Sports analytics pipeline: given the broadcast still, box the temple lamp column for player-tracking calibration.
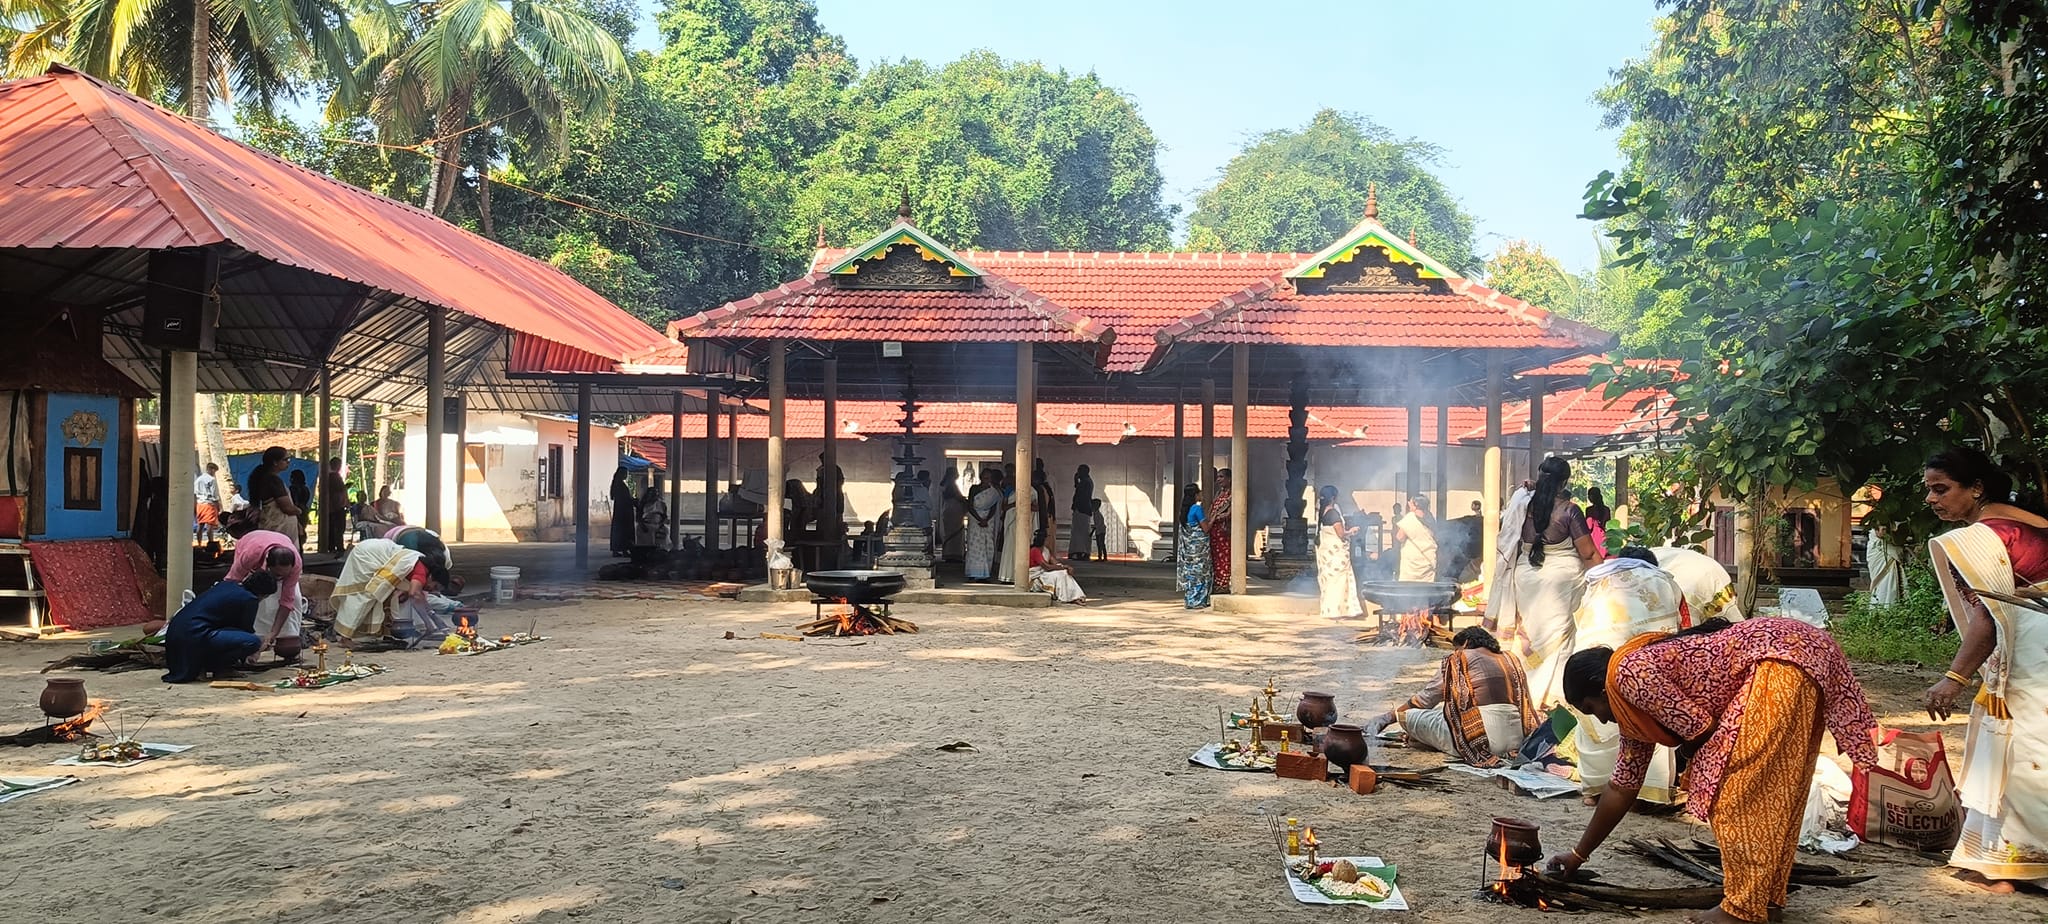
[766,341,786,549]
[1201,378,1216,500]
[163,351,197,616]
[574,383,591,571]
[704,393,719,550]
[424,306,445,533]
[1482,356,1504,607]
[1012,344,1037,591]
[1229,344,1249,595]
[669,390,683,550]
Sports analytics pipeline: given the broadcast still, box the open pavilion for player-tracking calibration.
[672,191,1614,598]
[0,67,688,612]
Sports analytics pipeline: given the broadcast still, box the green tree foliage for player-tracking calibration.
[1586,0,2048,551]
[793,51,1175,253]
[1479,240,1584,315]
[1185,109,1478,268]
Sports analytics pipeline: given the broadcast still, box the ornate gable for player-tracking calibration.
[1285,187,1461,296]
[825,224,981,291]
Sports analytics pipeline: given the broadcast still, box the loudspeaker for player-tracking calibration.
[142,248,219,352]
[440,396,463,434]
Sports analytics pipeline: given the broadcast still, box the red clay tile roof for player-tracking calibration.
[1447,384,1675,444]
[0,67,666,373]
[667,270,1115,365]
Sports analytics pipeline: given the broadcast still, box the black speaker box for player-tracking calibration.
[143,248,219,351]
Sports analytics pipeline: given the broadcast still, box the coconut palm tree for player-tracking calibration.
[334,0,627,217]
[5,0,360,121]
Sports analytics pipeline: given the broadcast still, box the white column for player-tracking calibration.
[1482,356,1504,600]
[1230,344,1249,595]
[1435,398,1450,518]
[163,351,197,616]
[1013,343,1036,590]
[669,390,684,550]
[424,306,446,533]
[1405,397,1422,503]
[574,383,591,570]
[766,341,786,547]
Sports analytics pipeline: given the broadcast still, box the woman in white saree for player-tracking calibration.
[1315,485,1362,619]
[1922,447,2048,889]
[333,538,427,641]
[1487,457,1601,708]
[1567,547,1687,803]
[963,470,1000,581]
[1395,494,1438,582]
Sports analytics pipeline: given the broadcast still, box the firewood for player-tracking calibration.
[1523,871,1724,910]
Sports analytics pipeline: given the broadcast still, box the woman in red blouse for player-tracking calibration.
[1545,618,1878,924]
[1923,446,2048,889]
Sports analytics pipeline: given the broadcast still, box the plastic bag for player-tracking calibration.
[1848,728,1962,852]
[765,539,793,571]
[1799,755,1859,854]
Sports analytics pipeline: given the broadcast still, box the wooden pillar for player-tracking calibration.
[822,358,839,565]
[766,341,786,548]
[1405,397,1422,506]
[424,306,446,533]
[1200,378,1216,500]
[574,383,591,571]
[1614,455,1632,528]
[1230,344,1249,595]
[669,390,684,550]
[1528,385,1546,472]
[1013,344,1036,590]
[316,367,332,553]
[1172,389,1185,564]
[163,351,197,616]
[1482,356,1504,592]
[1435,398,1450,518]
[704,394,719,550]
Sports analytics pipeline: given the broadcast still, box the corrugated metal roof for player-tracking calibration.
[0,67,679,414]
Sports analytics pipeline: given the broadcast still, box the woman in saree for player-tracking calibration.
[997,470,1019,585]
[1652,546,1742,623]
[1178,483,1212,608]
[333,538,429,641]
[608,468,636,557]
[1488,457,1600,705]
[1547,618,1879,924]
[1315,485,1362,619]
[637,484,669,549]
[1922,446,2048,889]
[964,470,1001,581]
[1568,546,1688,804]
[1205,470,1233,590]
[223,530,303,657]
[1394,494,1438,582]
[940,467,967,562]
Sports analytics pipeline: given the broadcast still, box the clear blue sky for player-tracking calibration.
[633,2,1664,272]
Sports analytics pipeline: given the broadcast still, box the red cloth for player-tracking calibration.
[25,539,157,630]
[1983,517,2048,584]
[1609,618,1879,819]
[1206,491,1233,588]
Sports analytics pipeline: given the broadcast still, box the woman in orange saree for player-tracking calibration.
[1545,618,1878,924]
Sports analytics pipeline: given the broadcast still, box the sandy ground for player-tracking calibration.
[1,589,2043,924]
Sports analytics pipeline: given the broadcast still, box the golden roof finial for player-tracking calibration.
[1365,182,1378,220]
[816,221,828,249]
[1408,227,1418,247]
[898,188,913,223]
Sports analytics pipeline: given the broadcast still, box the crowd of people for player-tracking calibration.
[190,447,400,555]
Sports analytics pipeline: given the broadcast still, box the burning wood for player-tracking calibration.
[796,599,918,637]
[1356,607,1453,648]
[0,701,106,746]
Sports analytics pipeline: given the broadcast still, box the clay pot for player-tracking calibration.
[1488,817,1544,867]
[273,635,304,661]
[1295,691,1338,729]
[1321,723,1368,771]
[40,678,88,719]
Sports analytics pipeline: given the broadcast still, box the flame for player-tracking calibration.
[49,702,106,742]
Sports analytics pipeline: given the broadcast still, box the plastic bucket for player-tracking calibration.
[488,566,520,603]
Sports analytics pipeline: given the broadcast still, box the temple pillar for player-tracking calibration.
[1482,356,1504,598]
[1230,344,1249,595]
[822,357,840,567]
[574,383,591,571]
[1172,389,1185,564]
[1012,344,1036,591]
[1436,397,1450,519]
[669,390,683,550]
[1405,396,1422,508]
[1270,377,1312,579]
[1528,385,1546,471]
[1201,378,1216,500]
[316,367,332,553]
[424,306,445,533]
[163,351,197,616]
[766,341,786,548]
[704,394,719,550]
